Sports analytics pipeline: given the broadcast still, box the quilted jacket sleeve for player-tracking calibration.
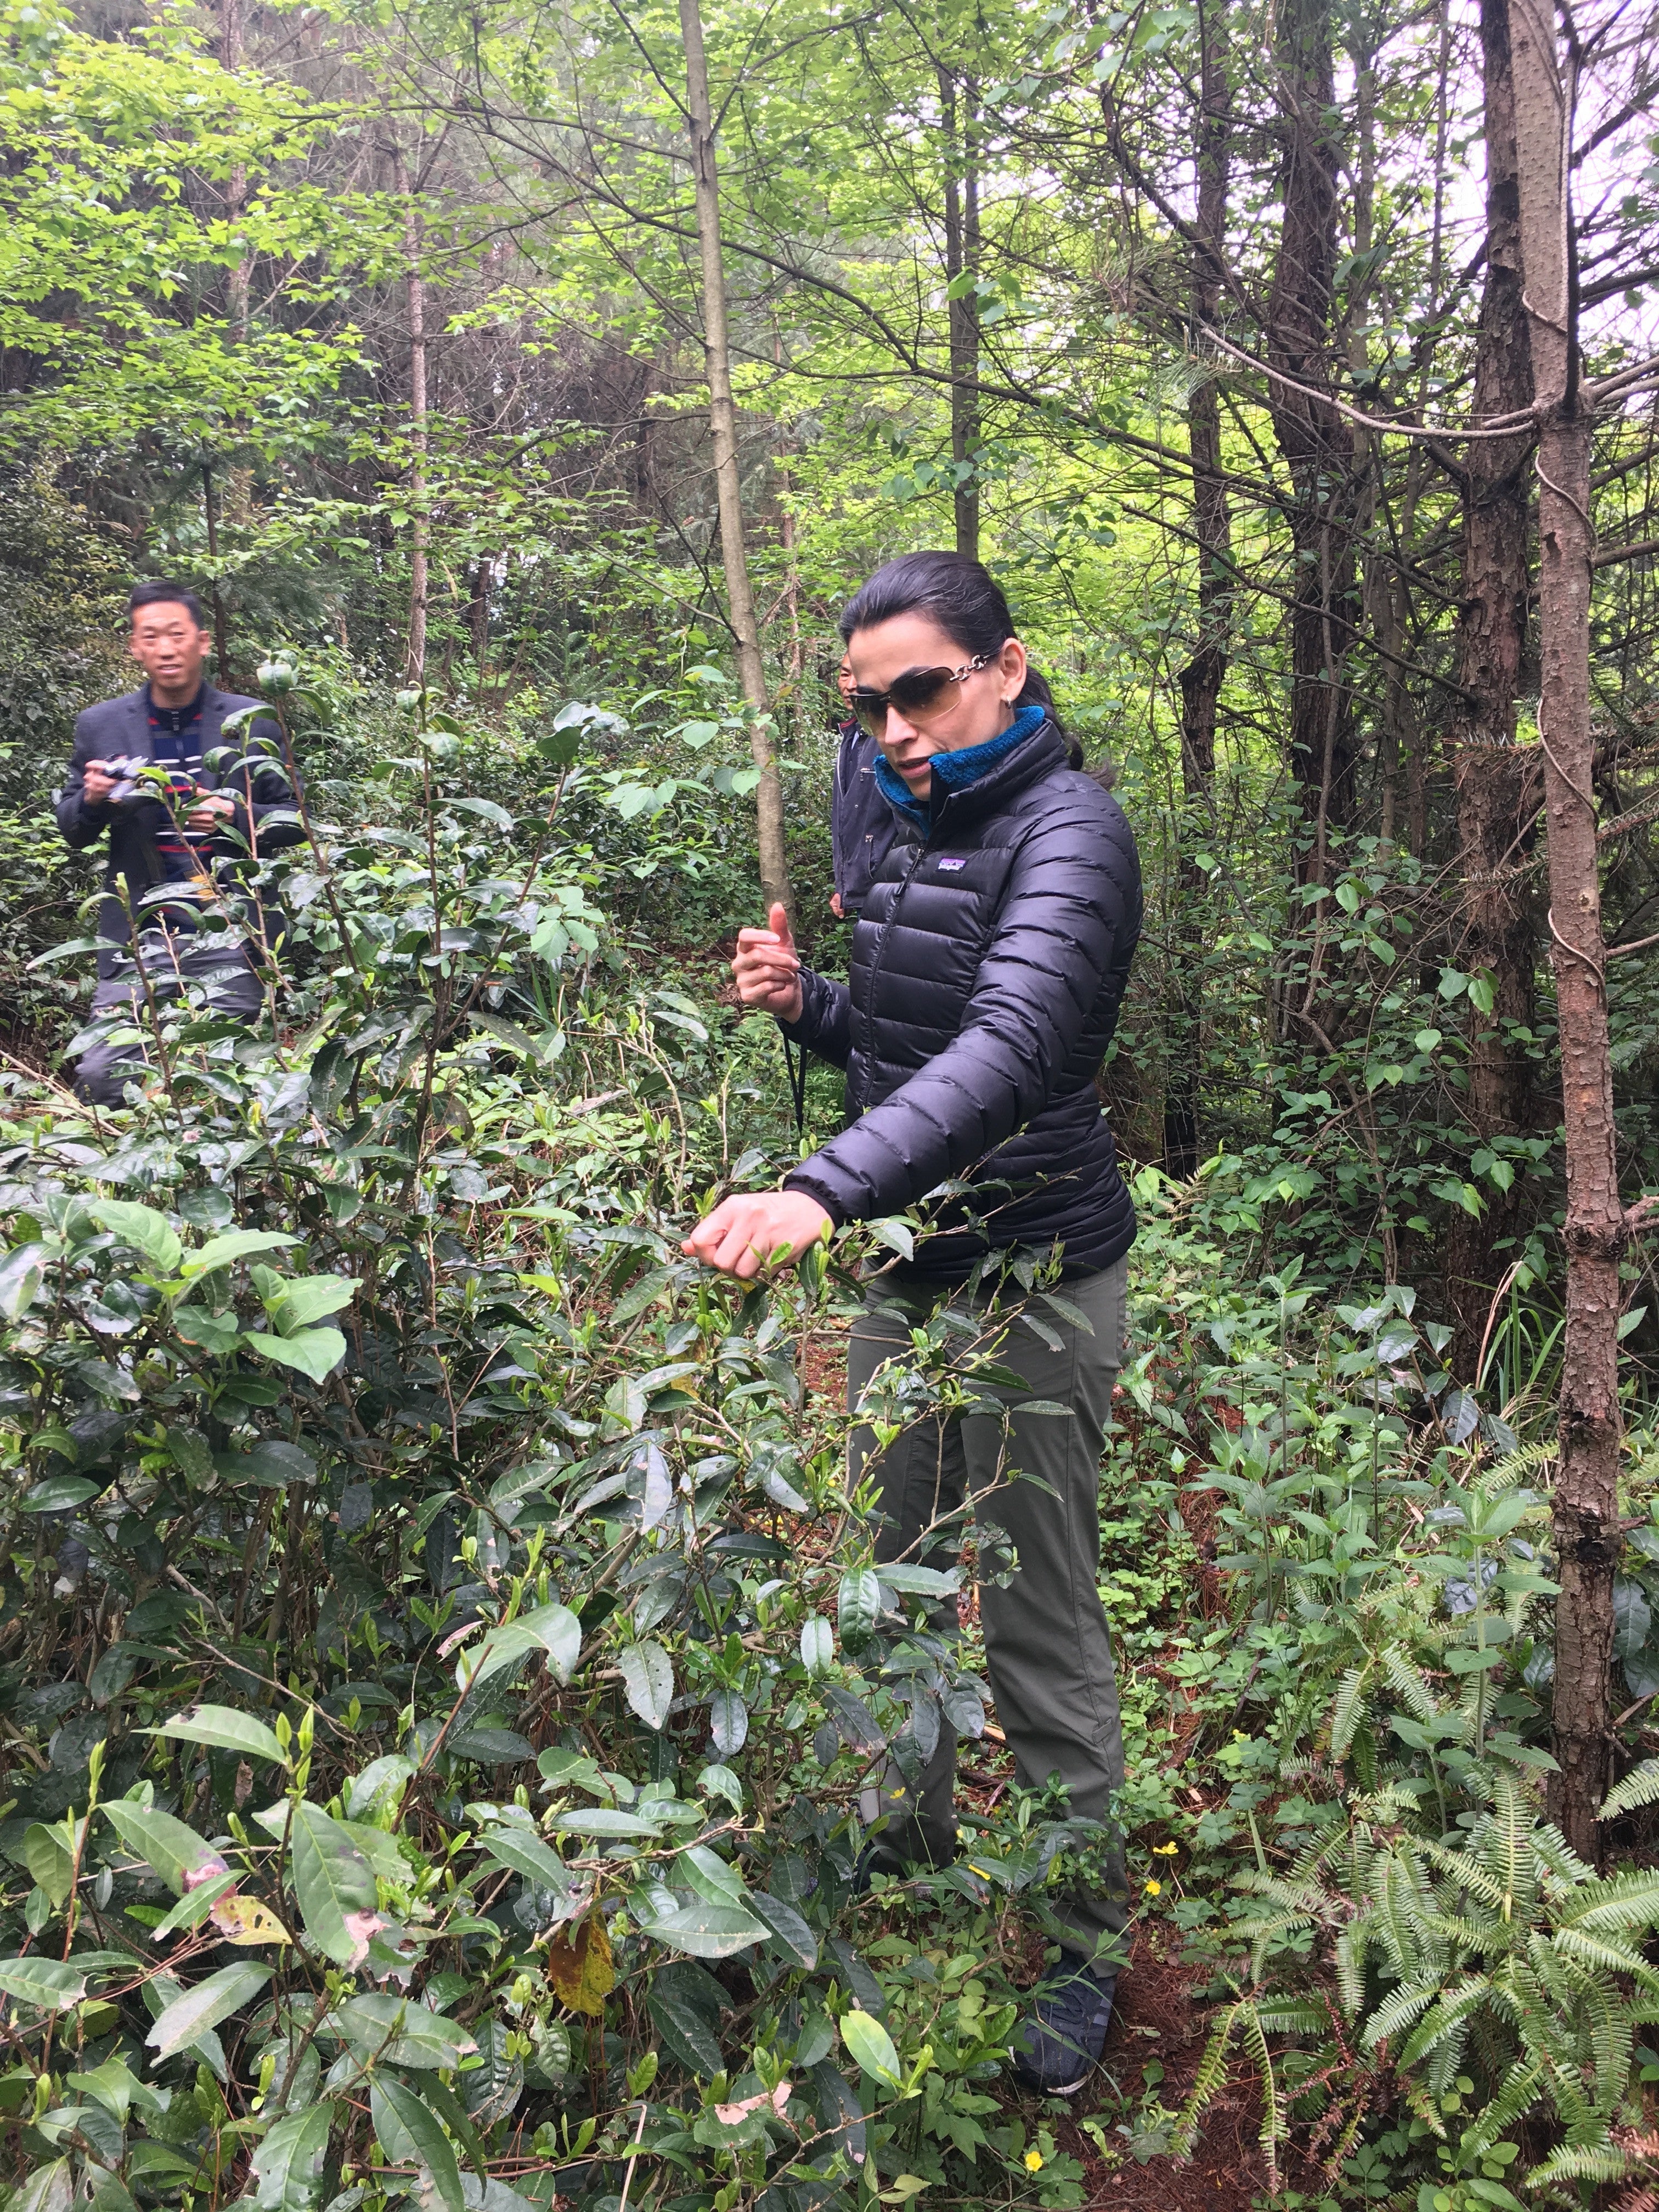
[780,965,853,1071]
[784,790,1138,1227]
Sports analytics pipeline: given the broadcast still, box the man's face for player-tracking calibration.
[129,602,210,697]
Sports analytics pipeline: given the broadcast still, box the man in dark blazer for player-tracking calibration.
[57,581,305,1104]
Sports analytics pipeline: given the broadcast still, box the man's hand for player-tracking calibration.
[81,761,117,805]
[682,1190,831,1280]
[733,901,803,1023]
[185,792,236,834]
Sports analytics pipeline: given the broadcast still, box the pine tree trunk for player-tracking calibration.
[1510,0,1621,1863]
[1166,5,1230,1178]
[679,0,792,919]
[938,67,981,563]
[1266,0,1359,894]
[221,0,248,342]
[1447,0,1542,1374]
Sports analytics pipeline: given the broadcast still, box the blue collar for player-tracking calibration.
[874,703,1046,831]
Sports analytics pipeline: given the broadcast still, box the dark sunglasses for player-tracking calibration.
[849,651,993,736]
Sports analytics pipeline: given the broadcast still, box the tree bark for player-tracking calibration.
[1511,0,1621,1864]
[938,67,981,563]
[221,0,249,342]
[679,0,792,919]
[1166,5,1231,1178]
[1265,0,1359,890]
[201,463,233,687]
[1447,0,1543,1373]
[394,149,429,686]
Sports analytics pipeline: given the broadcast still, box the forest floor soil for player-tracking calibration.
[1062,1928,1272,2208]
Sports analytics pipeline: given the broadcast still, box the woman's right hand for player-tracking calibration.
[732,901,804,1024]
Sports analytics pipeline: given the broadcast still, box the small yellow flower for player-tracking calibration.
[1024,2149,1043,2171]
[1153,1841,1179,1857]
[1144,1878,1162,1896]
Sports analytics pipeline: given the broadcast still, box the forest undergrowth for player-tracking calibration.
[6,670,1659,2212]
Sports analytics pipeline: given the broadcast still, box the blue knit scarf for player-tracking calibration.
[874,703,1046,833]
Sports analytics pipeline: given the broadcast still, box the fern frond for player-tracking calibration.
[1602,1758,1659,1822]
[1419,1837,1510,1909]
[1171,2000,1242,2163]
[1334,1922,1367,2021]
[1551,1925,1659,1987]
[1395,2072,1448,2139]
[1480,1436,1558,1492]
[1532,1818,1595,1887]
[1417,1909,1511,1953]
[1360,1975,1445,2051]
[1381,1643,1442,1724]
[1396,1976,1492,2069]
[1484,1771,1537,1906]
[1238,1995,1287,2192]
[1527,2137,1634,2188]
[1330,1664,1370,1761]
[1252,2000,1329,2034]
[1566,1870,1659,1932]
[1457,2056,1544,2155]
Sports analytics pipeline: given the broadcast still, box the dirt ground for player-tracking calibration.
[1060,1931,1274,2209]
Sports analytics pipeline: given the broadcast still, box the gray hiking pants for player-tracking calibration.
[847,1256,1131,1960]
[76,945,263,1106]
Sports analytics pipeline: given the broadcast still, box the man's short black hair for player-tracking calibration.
[127,580,207,628]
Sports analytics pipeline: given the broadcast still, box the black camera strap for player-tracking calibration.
[782,1029,808,1138]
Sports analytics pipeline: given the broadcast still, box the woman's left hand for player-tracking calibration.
[682,1190,832,1279]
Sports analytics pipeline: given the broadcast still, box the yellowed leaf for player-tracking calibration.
[548,1910,614,2016]
[210,1893,292,1945]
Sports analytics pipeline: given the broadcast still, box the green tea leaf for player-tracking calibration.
[332,1994,477,2069]
[183,1231,297,1277]
[146,1962,272,2058]
[619,1639,674,1731]
[799,1616,833,1677]
[147,1705,288,1767]
[634,1898,768,1958]
[89,1203,182,1277]
[838,1567,881,1648]
[839,2008,901,2090]
[470,1600,582,1689]
[0,1241,48,1322]
[371,2075,464,2212]
[252,2101,336,2212]
[0,1958,87,2012]
[242,1327,347,1384]
[290,1801,381,1965]
[103,1802,228,1895]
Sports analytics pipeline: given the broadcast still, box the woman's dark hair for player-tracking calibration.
[839,550,1087,768]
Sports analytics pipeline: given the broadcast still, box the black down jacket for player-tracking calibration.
[781,716,1141,1280]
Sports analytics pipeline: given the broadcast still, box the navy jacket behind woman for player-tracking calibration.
[831,721,899,915]
[782,713,1141,1282]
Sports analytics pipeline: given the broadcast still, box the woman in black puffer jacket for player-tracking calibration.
[684,552,1142,2096]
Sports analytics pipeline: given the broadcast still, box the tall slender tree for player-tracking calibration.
[679,0,792,920]
[938,64,982,564]
[1165,4,1232,1178]
[1265,0,1360,893]
[1446,0,1542,1371]
[1511,0,1622,1859]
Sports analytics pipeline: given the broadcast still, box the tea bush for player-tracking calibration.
[4,661,1659,2212]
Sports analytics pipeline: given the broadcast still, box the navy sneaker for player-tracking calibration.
[1009,1951,1117,2095]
